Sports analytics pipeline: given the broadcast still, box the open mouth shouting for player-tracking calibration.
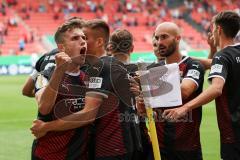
[80,47,87,56]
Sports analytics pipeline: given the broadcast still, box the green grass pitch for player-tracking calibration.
[0,75,220,160]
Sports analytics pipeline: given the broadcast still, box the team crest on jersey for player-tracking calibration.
[210,64,223,74]
[88,77,103,88]
[35,74,48,90]
[187,69,200,79]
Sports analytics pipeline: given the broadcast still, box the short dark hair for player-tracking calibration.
[66,16,84,22]
[54,19,85,44]
[108,29,133,54]
[84,19,110,47]
[213,11,240,38]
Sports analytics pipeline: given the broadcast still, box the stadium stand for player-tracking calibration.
[0,0,239,55]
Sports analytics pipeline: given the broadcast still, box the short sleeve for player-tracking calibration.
[85,60,111,99]
[183,60,205,89]
[208,52,228,83]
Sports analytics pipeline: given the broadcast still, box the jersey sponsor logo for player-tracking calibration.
[65,97,85,112]
[210,64,223,74]
[187,69,200,79]
[236,57,240,63]
[35,74,48,90]
[88,77,103,88]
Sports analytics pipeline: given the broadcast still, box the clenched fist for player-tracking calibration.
[55,52,72,71]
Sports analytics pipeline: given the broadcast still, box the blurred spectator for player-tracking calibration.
[171,9,181,19]
[20,31,28,43]
[6,0,17,6]
[48,0,54,7]
[67,2,75,12]
[8,17,18,26]
[0,22,5,44]
[76,2,84,12]
[53,4,60,20]
[0,21,8,45]
[18,38,25,51]
[126,16,138,26]
[159,8,166,18]
[21,4,27,13]
[1,1,6,16]
[101,13,108,23]
[29,30,35,43]
[38,3,46,13]
[4,23,8,36]
[0,32,4,45]
[184,0,194,11]
[87,0,97,12]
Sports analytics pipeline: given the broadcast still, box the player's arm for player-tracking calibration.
[163,54,228,120]
[162,77,224,120]
[35,52,70,115]
[181,79,197,100]
[181,77,223,111]
[181,61,205,100]
[192,58,212,70]
[33,94,103,130]
[22,70,39,97]
[31,93,106,138]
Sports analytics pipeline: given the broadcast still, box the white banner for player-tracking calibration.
[138,63,182,108]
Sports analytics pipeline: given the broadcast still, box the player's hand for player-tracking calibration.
[55,52,72,72]
[207,32,217,59]
[30,119,47,139]
[133,74,140,84]
[136,95,146,116]
[32,131,46,139]
[207,32,217,49]
[129,75,141,96]
[162,106,188,121]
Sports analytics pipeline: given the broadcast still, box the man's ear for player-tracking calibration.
[96,37,104,48]
[176,35,181,41]
[129,45,134,53]
[57,43,65,52]
[217,25,222,36]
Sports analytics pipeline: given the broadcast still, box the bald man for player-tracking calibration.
[137,22,205,160]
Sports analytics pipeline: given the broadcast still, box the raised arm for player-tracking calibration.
[162,77,224,120]
[35,52,71,115]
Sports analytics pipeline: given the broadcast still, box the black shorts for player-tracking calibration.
[221,143,240,160]
[159,148,203,160]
